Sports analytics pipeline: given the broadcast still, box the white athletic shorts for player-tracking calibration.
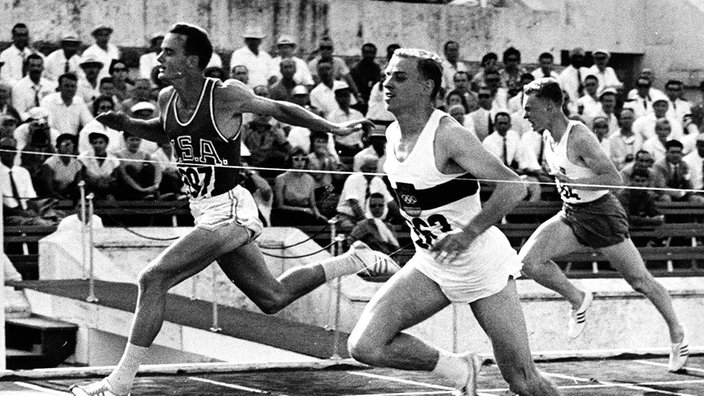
[408,226,522,303]
[189,185,263,241]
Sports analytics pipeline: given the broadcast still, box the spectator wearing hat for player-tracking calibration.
[664,79,692,123]
[326,80,365,157]
[229,26,274,89]
[269,58,298,102]
[44,36,82,82]
[38,133,82,200]
[270,35,314,87]
[1,136,56,226]
[114,131,160,200]
[634,97,683,142]
[586,49,623,92]
[683,134,704,193]
[78,131,119,201]
[558,47,589,110]
[82,25,121,80]
[308,37,362,103]
[353,124,386,173]
[121,78,158,116]
[139,33,164,79]
[583,86,619,134]
[125,100,159,153]
[11,53,56,120]
[0,23,43,84]
[78,95,124,155]
[350,43,381,114]
[40,73,93,136]
[0,82,21,123]
[77,54,104,105]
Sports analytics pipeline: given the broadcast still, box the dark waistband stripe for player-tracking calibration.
[393,173,479,212]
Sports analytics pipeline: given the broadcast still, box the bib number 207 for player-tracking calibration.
[179,166,213,198]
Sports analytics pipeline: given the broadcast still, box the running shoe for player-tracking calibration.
[70,379,129,396]
[454,352,483,396]
[567,290,593,339]
[669,332,689,372]
[349,241,401,276]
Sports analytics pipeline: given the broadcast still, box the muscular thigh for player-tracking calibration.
[470,278,535,377]
[215,241,285,301]
[351,265,451,343]
[518,213,589,263]
[145,222,252,289]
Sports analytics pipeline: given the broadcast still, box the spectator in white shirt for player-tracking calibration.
[664,79,692,123]
[587,49,623,91]
[309,59,341,118]
[642,118,675,163]
[530,52,559,80]
[308,37,362,103]
[11,54,56,120]
[39,73,93,136]
[44,36,82,82]
[78,95,124,155]
[684,135,704,192]
[606,108,642,170]
[77,55,104,105]
[440,40,469,92]
[336,157,396,233]
[139,33,164,79]
[82,25,121,80]
[12,107,59,157]
[269,35,314,88]
[79,131,120,201]
[483,66,509,110]
[576,74,601,117]
[557,47,588,111]
[583,86,619,134]
[624,76,660,119]
[0,23,41,84]
[229,26,273,89]
[326,80,365,157]
[634,98,683,142]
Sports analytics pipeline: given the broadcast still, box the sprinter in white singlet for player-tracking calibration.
[347,49,559,396]
[520,78,688,372]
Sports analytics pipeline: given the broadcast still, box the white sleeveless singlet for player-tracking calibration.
[543,120,609,204]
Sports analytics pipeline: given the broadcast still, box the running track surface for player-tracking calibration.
[2,356,703,395]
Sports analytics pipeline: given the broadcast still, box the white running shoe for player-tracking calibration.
[669,332,690,372]
[454,352,483,396]
[567,290,593,339]
[70,379,129,396]
[349,241,401,276]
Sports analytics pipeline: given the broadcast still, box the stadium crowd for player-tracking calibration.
[2,22,704,236]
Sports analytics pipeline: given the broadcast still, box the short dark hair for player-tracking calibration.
[524,78,564,105]
[92,95,115,115]
[539,52,554,61]
[494,111,511,123]
[481,52,498,66]
[369,192,385,201]
[665,139,684,150]
[362,42,377,52]
[11,23,27,35]
[25,53,43,66]
[99,76,114,86]
[58,73,78,86]
[169,23,213,70]
[665,79,683,88]
[443,41,459,51]
[108,59,127,75]
[445,89,469,113]
[310,130,329,146]
[584,75,598,83]
[502,47,521,64]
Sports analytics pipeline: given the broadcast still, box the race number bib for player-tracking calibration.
[179,165,214,199]
[408,214,453,249]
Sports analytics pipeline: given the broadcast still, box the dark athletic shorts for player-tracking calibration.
[559,193,630,249]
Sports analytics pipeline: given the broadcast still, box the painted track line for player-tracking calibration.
[543,371,696,396]
[188,376,270,393]
[346,371,455,391]
[12,382,70,395]
[635,359,704,374]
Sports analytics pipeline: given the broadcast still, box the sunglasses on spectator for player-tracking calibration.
[369,203,385,208]
[320,46,333,50]
[113,67,127,72]
[291,156,307,161]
